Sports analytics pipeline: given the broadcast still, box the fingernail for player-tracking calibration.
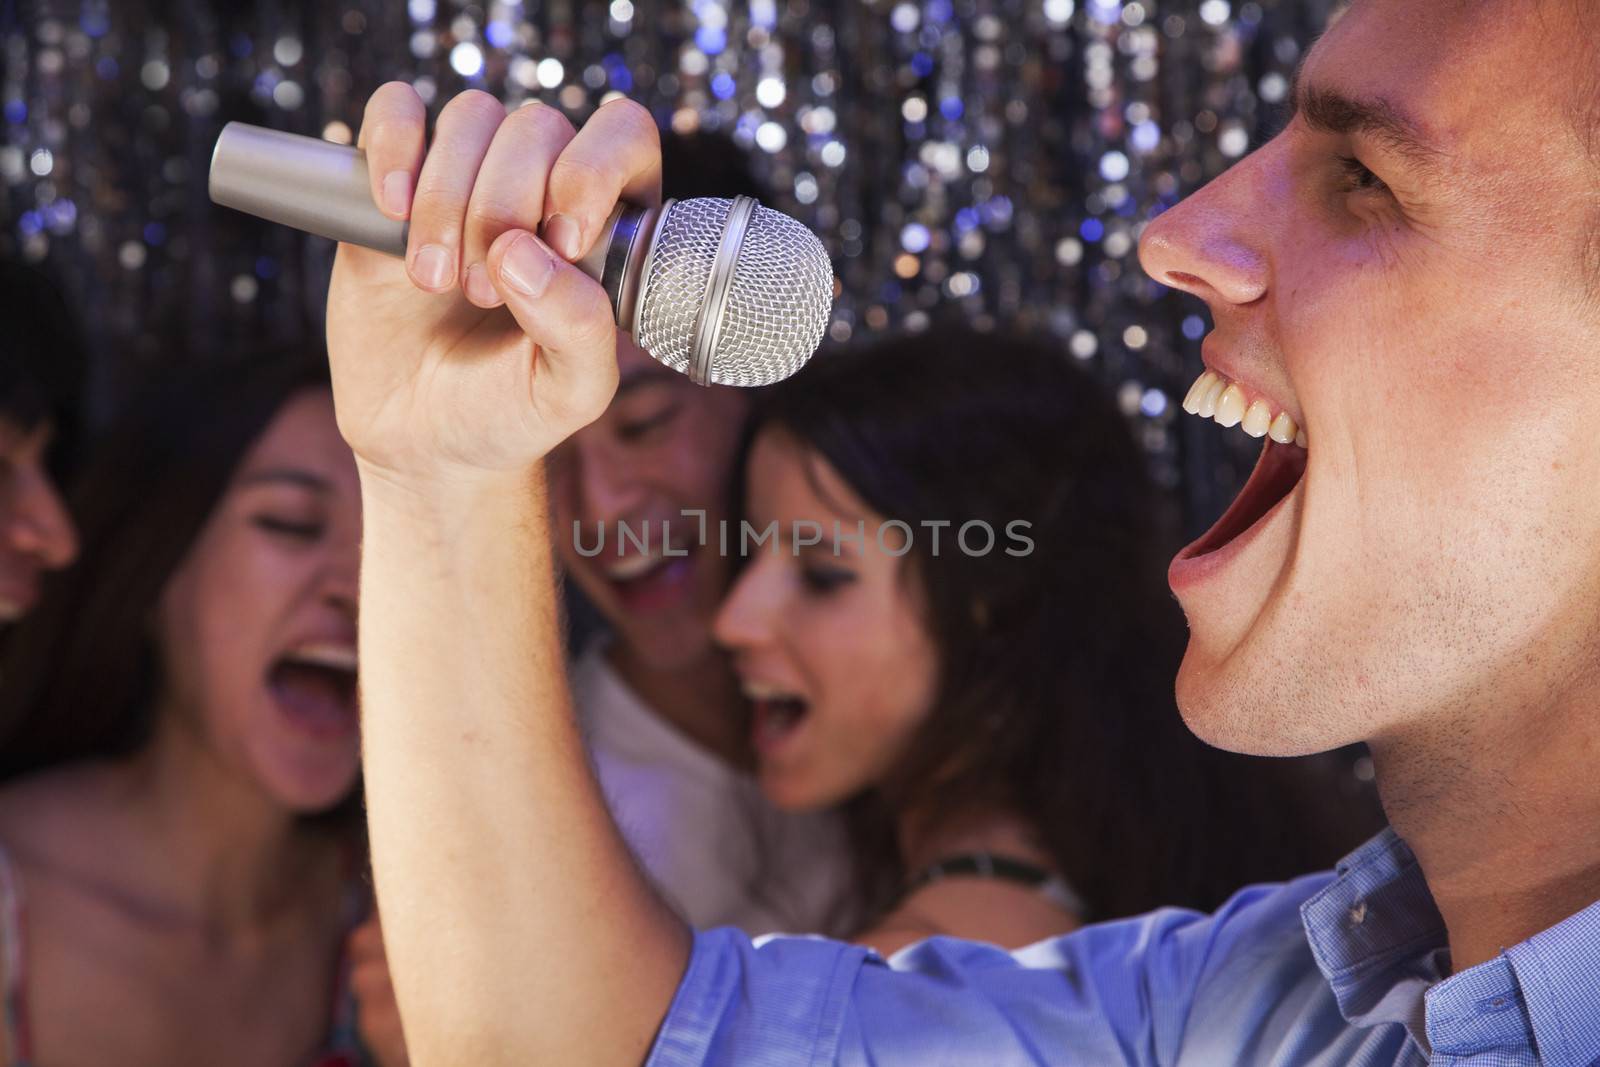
[411,244,454,290]
[501,234,555,297]
[381,171,413,217]
[543,214,583,260]
[464,263,501,307]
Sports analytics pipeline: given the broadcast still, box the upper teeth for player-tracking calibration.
[284,643,358,673]
[741,680,804,703]
[1181,370,1308,449]
[604,543,690,581]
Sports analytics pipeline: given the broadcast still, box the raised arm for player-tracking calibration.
[326,84,688,1066]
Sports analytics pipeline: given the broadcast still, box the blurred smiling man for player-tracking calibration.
[329,0,1600,1064]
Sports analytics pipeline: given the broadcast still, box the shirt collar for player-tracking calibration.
[1300,827,1600,1066]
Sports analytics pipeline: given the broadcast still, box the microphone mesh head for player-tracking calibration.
[636,198,833,387]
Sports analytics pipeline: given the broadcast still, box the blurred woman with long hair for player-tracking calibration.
[715,326,1374,953]
[0,354,371,1066]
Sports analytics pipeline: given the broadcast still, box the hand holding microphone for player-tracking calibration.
[268,86,827,490]
[212,96,832,389]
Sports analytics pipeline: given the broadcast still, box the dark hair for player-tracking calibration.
[0,352,334,784]
[745,326,1372,922]
[0,259,89,475]
[660,131,768,203]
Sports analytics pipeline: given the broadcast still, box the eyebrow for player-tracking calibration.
[1288,66,1448,175]
[238,468,332,493]
[615,366,685,398]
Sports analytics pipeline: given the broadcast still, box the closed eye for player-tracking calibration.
[254,515,324,541]
[618,405,683,443]
[800,565,856,595]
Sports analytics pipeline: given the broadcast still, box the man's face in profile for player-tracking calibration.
[1138,0,1600,758]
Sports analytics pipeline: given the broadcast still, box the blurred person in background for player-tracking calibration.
[0,354,372,1067]
[0,261,86,626]
[346,128,849,1067]
[714,327,1373,953]
[542,130,848,936]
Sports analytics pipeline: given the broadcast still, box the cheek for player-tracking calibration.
[158,533,290,720]
[800,595,939,749]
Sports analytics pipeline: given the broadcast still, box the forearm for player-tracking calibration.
[357,462,689,1066]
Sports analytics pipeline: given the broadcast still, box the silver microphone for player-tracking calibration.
[208,122,832,387]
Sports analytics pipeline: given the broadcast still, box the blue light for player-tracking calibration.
[1182,315,1207,340]
[1079,217,1105,242]
[230,34,253,59]
[711,72,736,100]
[143,222,167,246]
[81,11,109,37]
[46,200,76,230]
[926,0,954,21]
[1131,120,1160,153]
[1140,388,1168,418]
[255,256,280,280]
[3,101,24,124]
[610,66,633,92]
[1088,0,1122,24]
[95,57,118,79]
[695,26,727,54]
[485,20,515,48]
[900,222,931,253]
[18,212,42,237]
[939,97,963,121]
[911,52,934,76]
[954,207,980,233]
[981,196,1014,228]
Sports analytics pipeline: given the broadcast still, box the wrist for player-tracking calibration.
[357,459,550,560]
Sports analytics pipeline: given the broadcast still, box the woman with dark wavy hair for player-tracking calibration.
[0,354,372,1066]
[714,326,1374,953]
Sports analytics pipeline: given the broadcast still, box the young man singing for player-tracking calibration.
[327,1,1600,1061]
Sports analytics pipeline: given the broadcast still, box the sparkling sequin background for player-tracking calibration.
[1,0,1338,534]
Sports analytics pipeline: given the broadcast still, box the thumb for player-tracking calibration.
[486,229,620,430]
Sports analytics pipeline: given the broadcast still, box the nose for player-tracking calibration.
[4,464,78,569]
[321,532,360,621]
[1137,155,1271,310]
[712,559,781,654]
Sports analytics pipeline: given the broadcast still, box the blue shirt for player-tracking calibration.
[646,830,1600,1066]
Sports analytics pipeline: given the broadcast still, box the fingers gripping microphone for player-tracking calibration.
[208,122,833,387]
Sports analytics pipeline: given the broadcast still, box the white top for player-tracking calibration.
[570,641,852,937]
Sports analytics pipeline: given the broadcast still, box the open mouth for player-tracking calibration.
[1177,367,1309,562]
[1181,440,1308,560]
[268,643,358,739]
[603,538,698,611]
[744,681,812,755]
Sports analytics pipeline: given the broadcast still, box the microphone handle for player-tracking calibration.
[208,122,661,330]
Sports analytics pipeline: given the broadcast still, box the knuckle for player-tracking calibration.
[506,99,576,143]
[597,96,657,145]
[568,297,619,352]
[437,89,506,134]
[466,196,520,230]
[548,153,610,202]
